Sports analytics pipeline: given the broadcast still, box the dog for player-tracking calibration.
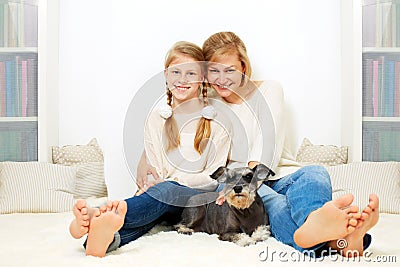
[174,164,275,246]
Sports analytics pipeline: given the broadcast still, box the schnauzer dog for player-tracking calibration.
[175,164,275,246]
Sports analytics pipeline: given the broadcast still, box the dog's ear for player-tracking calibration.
[252,164,275,181]
[210,166,229,183]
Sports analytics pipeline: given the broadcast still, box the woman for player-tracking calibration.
[202,31,379,257]
[69,41,231,257]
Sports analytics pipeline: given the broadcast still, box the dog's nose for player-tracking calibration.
[233,186,242,193]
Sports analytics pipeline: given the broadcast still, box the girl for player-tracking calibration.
[202,31,379,257]
[69,41,231,257]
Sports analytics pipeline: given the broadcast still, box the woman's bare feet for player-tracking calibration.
[69,199,98,239]
[329,194,379,257]
[85,201,127,257]
[294,194,361,248]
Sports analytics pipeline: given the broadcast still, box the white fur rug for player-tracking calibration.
[0,212,399,267]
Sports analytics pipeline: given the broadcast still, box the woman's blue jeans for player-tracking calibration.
[257,165,333,252]
[106,181,203,251]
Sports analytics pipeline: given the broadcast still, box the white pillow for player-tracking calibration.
[0,162,76,214]
[327,162,400,214]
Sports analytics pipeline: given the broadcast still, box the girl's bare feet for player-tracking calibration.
[294,194,361,248]
[329,194,379,257]
[69,200,98,239]
[85,201,127,257]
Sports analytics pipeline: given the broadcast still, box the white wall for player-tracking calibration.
[58,0,342,199]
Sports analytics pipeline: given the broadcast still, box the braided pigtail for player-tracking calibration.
[163,88,180,151]
[194,83,212,154]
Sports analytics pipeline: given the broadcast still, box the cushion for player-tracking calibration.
[52,138,104,165]
[327,162,400,214]
[0,162,76,214]
[296,138,348,166]
[52,138,107,198]
[74,162,108,198]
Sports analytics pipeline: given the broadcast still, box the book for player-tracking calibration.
[26,58,36,116]
[397,3,400,47]
[373,60,379,117]
[23,2,37,47]
[0,3,4,47]
[15,55,21,116]
[395,61,400,116]
[18,0,24,47]
[383,60,395,117]
[0,61,5,116]
[5,60,14,117]
[21,60,27,117]
[362,3,376,47]
[363,58,374,116]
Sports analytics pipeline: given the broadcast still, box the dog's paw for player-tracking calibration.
[251,225,270,242]
[220,233,256,246]
[234,233,256,246]
[174,224,194,235]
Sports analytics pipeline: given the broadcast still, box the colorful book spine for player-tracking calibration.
[378,56,385,116]
[15,55,21,116]
[362,3,376,47]
[384,60,395,117]
[26,58,36,116]
[5,60,13,117]
[373,60,379,117]
[363,59,374,116]
[395,61,400,116]
[21,60,27,117]
[0,3,4,47]
[397,3,400,47]
[0,61,5,116]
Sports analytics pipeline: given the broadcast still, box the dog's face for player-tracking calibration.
[210,164,275,209]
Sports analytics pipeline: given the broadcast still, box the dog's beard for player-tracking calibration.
[226,190,255,209]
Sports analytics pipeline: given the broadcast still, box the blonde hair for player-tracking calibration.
[202,32,252,79]
[164,41,211,154]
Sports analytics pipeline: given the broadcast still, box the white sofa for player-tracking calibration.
[0,159,399,267]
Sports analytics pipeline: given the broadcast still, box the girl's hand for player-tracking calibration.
[216,191,226,206]
[136,164,160,195]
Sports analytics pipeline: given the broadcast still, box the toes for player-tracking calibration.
[347,225,356,234]
[99,205,107,213]
[93,209,101,218]
[333,194,354,209]
[349,218,358,227]
[80,207,88,215]
[75,199,87,210]
[363,206,372,214]
[369,194,379,209]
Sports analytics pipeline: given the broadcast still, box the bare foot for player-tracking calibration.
[294,194,360,248]
[329,194,379,257]
[69,199,98,239]
[85,201,127,257]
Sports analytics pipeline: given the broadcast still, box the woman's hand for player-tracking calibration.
[215,191,226,206]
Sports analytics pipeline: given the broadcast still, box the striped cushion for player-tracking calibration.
[327,162,400,214]
[74,162,108,198]
[51,138,108,198]
[0,162,76,214]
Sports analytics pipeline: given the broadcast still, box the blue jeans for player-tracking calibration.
[106,181,203,251]
[257,165,333,252]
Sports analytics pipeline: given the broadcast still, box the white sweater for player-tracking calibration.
[210,80,285,177]
[144,108,231,191]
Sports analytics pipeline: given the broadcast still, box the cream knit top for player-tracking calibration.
[144,107,231,191]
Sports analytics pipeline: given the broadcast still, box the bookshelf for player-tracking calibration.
[341,0,400,162]
[0,0,59,162]
[362,0,400,161]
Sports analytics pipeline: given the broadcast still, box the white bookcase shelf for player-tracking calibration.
[0,0,59,162]
[341,0,400,162]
